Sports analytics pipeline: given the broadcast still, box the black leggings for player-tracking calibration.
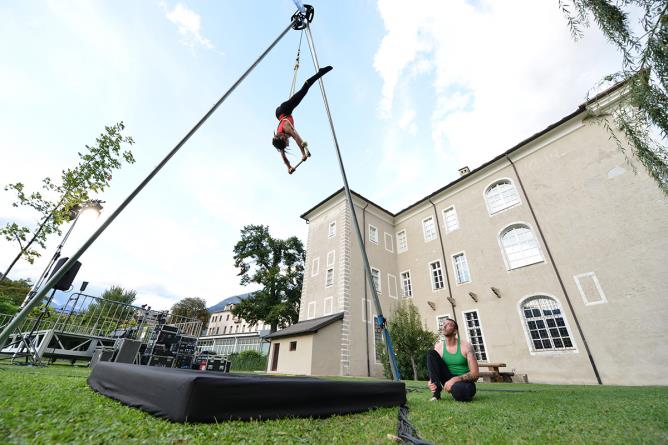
[426,349,476,402]
[275,70,325,119]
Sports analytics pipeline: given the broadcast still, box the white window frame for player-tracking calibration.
[436,314,453,332]
[361,297,370,323]
[422,216,437,242]
[326,250,336,267]
[368,224,379,244]
[373,314,382,363]
[384,232,393,252]
[311,257,320,276]
[442,206,459,233]
[324,296,334,315]
[461,309,489,362]
[371,267,381,293]
[400,270,413,298]
[574,272,608,306]
[307,301,316,319]
[517,294,578,355]
[452,251,471,285]
[328,221,336,238]
[484,178,521,215]
[396,229,408,253]
[325,267,334,288]
[498,223,544,270]
[429,260,444,291]
[387,274,398,299]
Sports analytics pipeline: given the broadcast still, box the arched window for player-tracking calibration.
[500,224,543,269]
[521,296,573,351]
[485,180,520,214]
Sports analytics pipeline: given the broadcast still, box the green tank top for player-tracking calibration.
[442,338,469,376]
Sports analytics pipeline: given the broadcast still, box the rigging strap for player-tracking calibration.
[289,31,304,97]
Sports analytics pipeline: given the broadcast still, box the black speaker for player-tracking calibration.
[49,257,82,291]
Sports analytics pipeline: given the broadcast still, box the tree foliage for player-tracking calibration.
[559,0,668,194]
[379,301,437,381]
[0,277,32,315]
[170,297,209,326]
[229,350,268,371]
[231,224,305,333]
[81,285,138,336]
[0,122,135,280]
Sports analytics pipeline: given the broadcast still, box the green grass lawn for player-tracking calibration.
[1,363,666,445]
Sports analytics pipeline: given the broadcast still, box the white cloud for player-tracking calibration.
[164,3,214,50]
[373,0,621,207]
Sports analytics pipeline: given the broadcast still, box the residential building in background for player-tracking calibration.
[198,293,270,356]
[265,84,668,385]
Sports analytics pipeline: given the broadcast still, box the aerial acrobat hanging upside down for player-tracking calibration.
[272,65,332,174]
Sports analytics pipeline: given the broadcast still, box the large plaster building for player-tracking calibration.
[198,293,271,356]
[266,85,668,385]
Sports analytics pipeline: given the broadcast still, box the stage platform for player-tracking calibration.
[88,362,406,422]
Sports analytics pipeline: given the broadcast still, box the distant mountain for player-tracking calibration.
[207,292,254,313]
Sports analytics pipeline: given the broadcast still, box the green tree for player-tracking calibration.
[100,285,137,305]
[0,122,135,281]
[231,224,304,333]
[0,277,32,315]
[379,301,437,381]
[170,297,209,326]
[559,1,668,194]
[81,285,138,336]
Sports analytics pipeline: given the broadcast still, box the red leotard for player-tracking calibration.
[276,114,294,134]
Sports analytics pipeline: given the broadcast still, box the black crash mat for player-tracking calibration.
[88,362,406,422]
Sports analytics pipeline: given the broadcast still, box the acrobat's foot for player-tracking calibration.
[288,166,296,175]
[318,66,333,76]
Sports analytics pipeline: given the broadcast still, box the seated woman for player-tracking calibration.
[272,65,332,174]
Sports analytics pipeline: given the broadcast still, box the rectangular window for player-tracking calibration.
[311,257,320,276]
[326,250,336,267]
[436,314,452,331]
[361,297,370,323]
[574,272,607,305]
[429,260,444,290]
[324,296,334,315]
[443,206,459,233]
[371,267,381,293]
[307,301,316,319]
[289,341,297,351]
[463,310,488,361]
[328,221,336,238]
[396,230,408,253]
[388,274,398,299]
[400,271,412,298]
[422,216,437,241]
[384,232,393,252]
[325,268,334,287]
[453,253,471,284]
[374,315,383,363]
[368,224,379,244]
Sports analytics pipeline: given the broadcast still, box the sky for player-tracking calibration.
[0,0,622,310]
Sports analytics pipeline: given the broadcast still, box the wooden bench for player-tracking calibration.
[477,362,515,383]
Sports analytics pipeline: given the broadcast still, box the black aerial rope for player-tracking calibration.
[302,18,434,445]
[0,17,298,348]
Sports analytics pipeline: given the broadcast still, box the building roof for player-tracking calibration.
[264,312,344,340]
[300,80,627,220]
[207,292,254,313]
